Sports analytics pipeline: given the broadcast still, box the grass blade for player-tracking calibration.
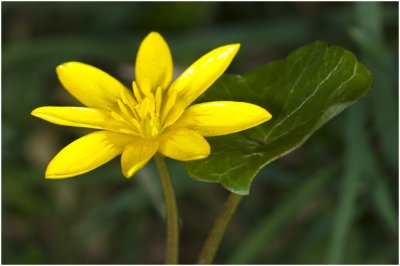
[229,162,338,263]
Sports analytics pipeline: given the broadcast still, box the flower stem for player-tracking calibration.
[154,154,179,264]
[197,192,243,264]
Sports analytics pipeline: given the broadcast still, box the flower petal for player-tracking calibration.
[173,101,272,136]
[173,44,240,104]
[56,62,129,109]
[172,44,240,104]
[135,32,173,91]
[163,44,240,127]
[159,128,210,161]
[31,106,121,130]
[121,138,159,178]
[46,131,134,178]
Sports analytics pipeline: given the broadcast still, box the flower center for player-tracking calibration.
[113,81,177,139]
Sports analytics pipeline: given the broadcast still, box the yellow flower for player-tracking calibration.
[31,32,272,179]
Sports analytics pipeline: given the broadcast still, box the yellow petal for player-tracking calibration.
[46,131,134,178]
[173,101,272,136]
[31,106,120,130]
[159,128,210,161]
[163,44,240,128]
[135,32,173,91]
[56,62,129,109]
[121,138,159,178]
[172,43,239,105]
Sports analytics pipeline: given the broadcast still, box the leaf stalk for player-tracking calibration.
[197,192,243,264]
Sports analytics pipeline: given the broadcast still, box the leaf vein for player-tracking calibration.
[264,50,345,143]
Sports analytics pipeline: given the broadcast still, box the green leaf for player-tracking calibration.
[185,41,372,195]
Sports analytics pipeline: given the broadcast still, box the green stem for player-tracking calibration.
[197,192,243,264]
[154,154,179,264]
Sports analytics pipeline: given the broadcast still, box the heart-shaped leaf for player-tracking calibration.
[185,41,372,195]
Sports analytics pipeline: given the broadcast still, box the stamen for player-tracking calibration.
[126,80,166,138]
[118,128,138,135]
[127,115,141,132]
[110,111,140,134]
[120,88,137,107]
[116,100,141,131]
[110,111,125,122]
[148,94,156,118]
[155,86,162,115]
[118,100,133,120]
[132,81,142,102]
[138,98,150,120]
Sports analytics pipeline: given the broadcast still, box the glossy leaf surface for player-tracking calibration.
[185,41,372,195]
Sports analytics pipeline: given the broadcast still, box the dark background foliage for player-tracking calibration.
[2,2,398,264]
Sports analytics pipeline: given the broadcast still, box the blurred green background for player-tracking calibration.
[2,2,398,264]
